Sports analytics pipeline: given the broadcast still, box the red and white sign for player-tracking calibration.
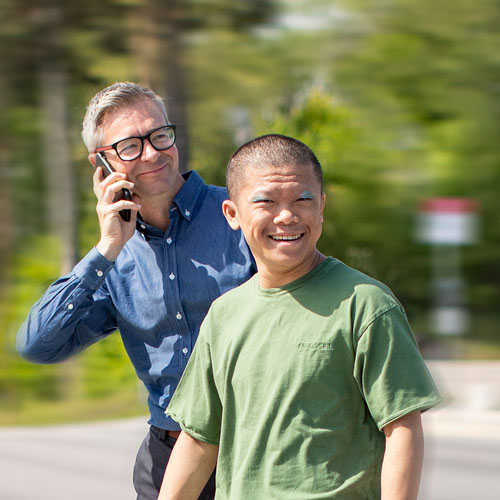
[417,197,479,245]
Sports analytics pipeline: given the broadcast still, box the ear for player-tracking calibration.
[320,192,326,223]
[88,152,97,167]
[222,199,241,230]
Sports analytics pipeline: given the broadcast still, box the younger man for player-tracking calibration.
[159,134,441,500]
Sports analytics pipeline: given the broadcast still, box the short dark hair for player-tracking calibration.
[226,134,323,199]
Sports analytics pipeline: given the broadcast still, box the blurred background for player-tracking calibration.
[1,0,499,428]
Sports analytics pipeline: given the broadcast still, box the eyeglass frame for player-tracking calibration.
[95,124,177,161]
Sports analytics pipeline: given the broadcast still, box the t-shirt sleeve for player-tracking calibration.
[165,318,222,445]
[354,304,442,430]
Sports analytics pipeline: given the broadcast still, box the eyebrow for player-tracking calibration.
[300,190,315,199]
[249,190,317,203]
[250,193,271,202]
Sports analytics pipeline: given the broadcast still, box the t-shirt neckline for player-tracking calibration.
[253,257,336,297]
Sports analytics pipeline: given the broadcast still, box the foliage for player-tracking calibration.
[333,0,500,310]
[1,0,500,425]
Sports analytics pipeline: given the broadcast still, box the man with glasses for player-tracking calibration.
[16,82,255,500]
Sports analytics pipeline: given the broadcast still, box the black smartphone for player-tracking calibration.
[95,152,132,222]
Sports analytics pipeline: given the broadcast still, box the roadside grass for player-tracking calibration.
[0,387,148,427]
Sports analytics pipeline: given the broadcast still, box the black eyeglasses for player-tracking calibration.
[96,125,176,161]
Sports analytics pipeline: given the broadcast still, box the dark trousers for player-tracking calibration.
[133,425,216,500]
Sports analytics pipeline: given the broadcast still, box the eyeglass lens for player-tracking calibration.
[116,126,175,160]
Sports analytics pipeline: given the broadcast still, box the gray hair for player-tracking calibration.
[81,82,168,152]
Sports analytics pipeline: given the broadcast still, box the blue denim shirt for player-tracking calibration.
[17,171,256,429]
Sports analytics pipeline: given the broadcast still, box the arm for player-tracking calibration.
[381,411,424,500]
[158,431,218,500]
[16,163,140,363]
[16,248,118,363]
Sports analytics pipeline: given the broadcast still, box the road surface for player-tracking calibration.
[0,409,499,500]
[1,361,499,499]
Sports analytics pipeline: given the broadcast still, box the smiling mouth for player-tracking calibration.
[270,234,303,241]
[139,165,165,176]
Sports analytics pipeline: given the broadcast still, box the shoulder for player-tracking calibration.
[200,182,229,205]
[321,258,396,297]
[186,172,228,217]
[206,276,256,317]
[188,170,228,199]
[320,258,402,318]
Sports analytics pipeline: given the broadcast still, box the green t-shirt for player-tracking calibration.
[167,258,441,500]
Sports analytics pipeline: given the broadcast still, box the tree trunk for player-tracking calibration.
[130,0,190,173]
[0,49,12,293]
[38,4,78,275]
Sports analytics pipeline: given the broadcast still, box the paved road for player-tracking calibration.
[1,361,499,499]
[0,417,145,500]
[1,409,499,500]
[421,409,500,499]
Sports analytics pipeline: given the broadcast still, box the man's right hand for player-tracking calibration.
[93,167,141,262]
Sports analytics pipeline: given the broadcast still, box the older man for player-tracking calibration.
[159,134,441,500]
[16,82,255,500]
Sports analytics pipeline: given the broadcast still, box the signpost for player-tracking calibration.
[417,198,479,335]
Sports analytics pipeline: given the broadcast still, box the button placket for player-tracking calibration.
[164,217,187,341]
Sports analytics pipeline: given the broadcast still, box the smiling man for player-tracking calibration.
[16,82,255,500]
[159,134,441,500]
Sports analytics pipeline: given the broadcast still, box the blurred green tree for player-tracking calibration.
[2,0,500,425]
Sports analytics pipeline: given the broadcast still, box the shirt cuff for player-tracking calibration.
[73,247,115,291]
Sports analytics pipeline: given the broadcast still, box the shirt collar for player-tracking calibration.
[172,170,204,221]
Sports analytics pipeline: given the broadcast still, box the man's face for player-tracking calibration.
[90,98,182,201]
[223,162,325,288]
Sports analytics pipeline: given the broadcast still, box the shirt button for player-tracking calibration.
[176,312,182,320]
[166,237,172,244]
[140,224,146,230]
[169,273,175,280]
[185,210,190,216]
[96,269,103,277]
[182,347,188,355]
[67,304,74,310]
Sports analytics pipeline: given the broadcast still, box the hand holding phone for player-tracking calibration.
[95,152,132,222]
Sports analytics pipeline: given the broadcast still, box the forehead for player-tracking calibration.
[240,163,321,194]
[101,99,166,143]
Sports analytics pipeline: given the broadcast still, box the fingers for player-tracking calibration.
[97,191,141,220]
[102,178,134,205]
[93,167,130,197]
[93,169,135,205]
[94,170,141,220]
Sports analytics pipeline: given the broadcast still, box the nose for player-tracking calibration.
[274,206,298,225]
[141,138,160,161]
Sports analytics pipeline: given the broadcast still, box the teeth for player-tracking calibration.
[271,234,301,241]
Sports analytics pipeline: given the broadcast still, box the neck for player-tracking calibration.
[258,251,326,289]
[139,190,177,232]
[138,174,185,232]
[140,202,171,232]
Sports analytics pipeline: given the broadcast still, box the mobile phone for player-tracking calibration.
[95,152,132,222]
